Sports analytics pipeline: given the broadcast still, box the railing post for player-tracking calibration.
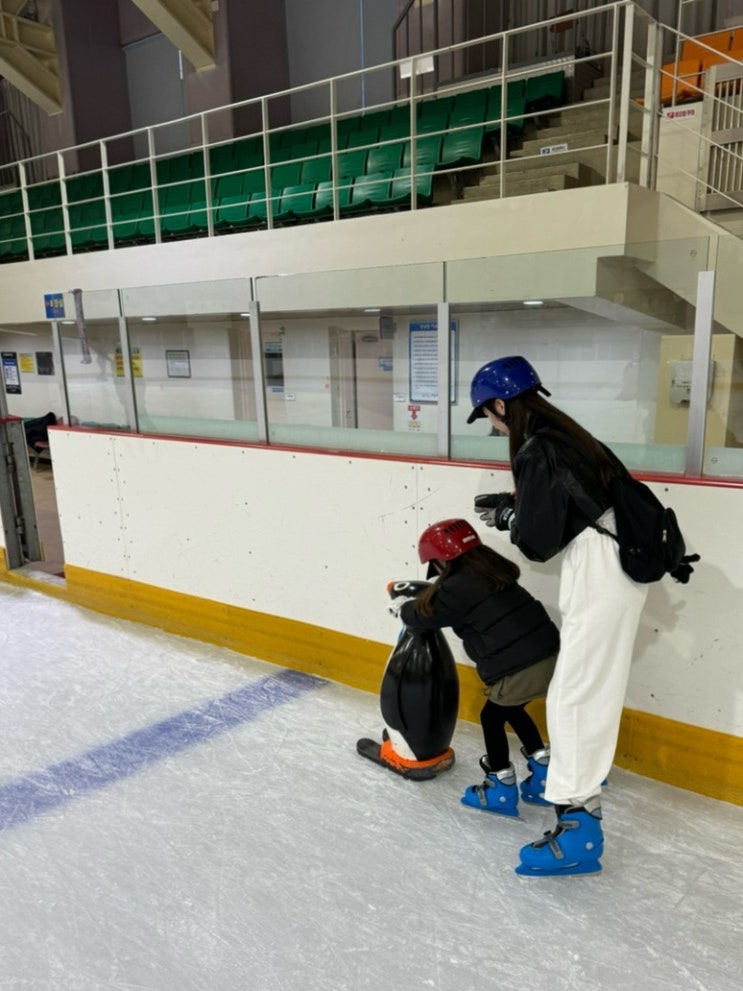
[248,300,269,444]
[639,19,661,189]
[329,79,340,221]
[437,301,451,459]
[100,139,115,251]
[147,127,161,244]
[685,270,716,476]
[261,96,273,231]
[615,0,634,183]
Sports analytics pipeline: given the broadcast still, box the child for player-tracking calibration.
[390,518,560,817]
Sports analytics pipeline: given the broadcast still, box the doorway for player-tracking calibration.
[329,329,394,429]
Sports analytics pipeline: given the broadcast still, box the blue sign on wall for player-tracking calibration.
[44,293,65,319]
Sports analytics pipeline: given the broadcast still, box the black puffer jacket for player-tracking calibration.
[399,571,559,685]
[509,424,622,563]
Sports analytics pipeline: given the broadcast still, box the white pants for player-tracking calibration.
[544,511,649,806]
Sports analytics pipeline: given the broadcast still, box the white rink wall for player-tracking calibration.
[35,429,743,739]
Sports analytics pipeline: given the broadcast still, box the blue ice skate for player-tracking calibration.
[515,804,604,877]
[461,757,519,817]
[519,746,551,806]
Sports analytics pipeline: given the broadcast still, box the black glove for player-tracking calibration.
[669,553,700,584]
[474,492,515,530]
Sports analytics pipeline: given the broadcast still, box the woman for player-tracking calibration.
[392,518,560,816]
[467,355,649,877]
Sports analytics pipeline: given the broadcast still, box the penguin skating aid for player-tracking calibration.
[356,580,459,781]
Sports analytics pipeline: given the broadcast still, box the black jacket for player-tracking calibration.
[399,571,559,685]
[509,426,621,563]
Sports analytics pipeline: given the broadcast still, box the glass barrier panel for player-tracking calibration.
[258,306,440,456]
[448,238,709,474]
[120,280,257,442]
[256,263,443,456]
[701,235,743,479]
[60,317,133,431]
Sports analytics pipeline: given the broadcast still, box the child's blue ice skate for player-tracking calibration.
[461,757,519,817]
[519,746,551,806]
[515,804,604,877]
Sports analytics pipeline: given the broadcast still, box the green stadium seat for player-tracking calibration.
[383,119,412,141]
[233,136,264,169]
[449,97,488,129]
[271,161,302,189]
[0,214,28,261]
[277,184,318,223]
[366,141,405,174]
[157,154,194,186]
[30,206,65,256]
[300,154,332,185]
[214,191,251,231]
[287,140,318,162]
[111,190,147,244]
[209,143,236,175]
[344,126,379,150]
[314,178,353,216]
[525,70,565,110]
[336,117,359,144]
[439,127,485,168]
[0,189,22,217]
[402,135,442,170]
[349,171,393,210]
[108,161,151,194]
[26,181,61,210]
[69,199,108,250]
[337,148,367,178]
[65,172,104,204]
[278,127,306,149]
[246,190,272,228]
[214,172,245,200]
[388,166,433,208]
[160,181,208,238]
[486,88,526,135]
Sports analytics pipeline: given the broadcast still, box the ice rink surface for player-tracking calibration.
[0,583,741,991]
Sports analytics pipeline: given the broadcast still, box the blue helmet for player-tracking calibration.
[467,356,550,424]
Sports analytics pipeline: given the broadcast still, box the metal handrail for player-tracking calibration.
[4,1,741,259]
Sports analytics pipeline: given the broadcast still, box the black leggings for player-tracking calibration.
[480,699,545,773]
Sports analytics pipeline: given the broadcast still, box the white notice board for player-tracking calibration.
[408,321,457,403]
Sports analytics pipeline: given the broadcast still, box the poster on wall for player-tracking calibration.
[408,321,457,403]
[18,353,34,373]
[36,351,55,376]
[1,351,21,394]
[115,347,142,377]
[166,349,191,378]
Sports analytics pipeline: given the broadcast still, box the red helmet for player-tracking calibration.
[418,518,481,565]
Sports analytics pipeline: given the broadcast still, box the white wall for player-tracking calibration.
[29,429,742,739]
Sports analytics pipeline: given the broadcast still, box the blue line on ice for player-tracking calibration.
[0,668,327,831]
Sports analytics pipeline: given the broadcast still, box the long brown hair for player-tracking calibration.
[503,391,617,488]
[415,544,520,617]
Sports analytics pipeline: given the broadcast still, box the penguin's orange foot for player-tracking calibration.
[356,736,455,780]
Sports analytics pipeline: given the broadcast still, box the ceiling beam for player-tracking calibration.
[130,0,215,70]
[0,3,61,114]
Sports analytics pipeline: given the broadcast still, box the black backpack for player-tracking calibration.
[590,474,696,584]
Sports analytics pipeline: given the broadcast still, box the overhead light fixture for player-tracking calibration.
[523,300,544,306]
[141,316,157,322]
[364,307,381,313]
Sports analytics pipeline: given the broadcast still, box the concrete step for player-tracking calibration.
[462,172,582,201]
[583,85,645,103]
[478,160,591,185]
[473,140,641,182]
[510,128,608,157]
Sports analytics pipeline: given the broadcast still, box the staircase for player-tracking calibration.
[460,70,646,202]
